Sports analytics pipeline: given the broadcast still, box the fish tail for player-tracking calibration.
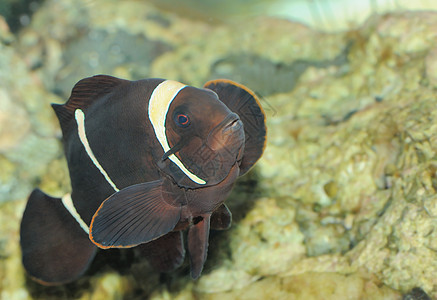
[20,189,96,285]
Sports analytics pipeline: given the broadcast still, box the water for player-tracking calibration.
[3,0,437,33]
[1,0,437,299]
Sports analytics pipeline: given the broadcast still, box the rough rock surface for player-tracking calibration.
[1,0,436,299]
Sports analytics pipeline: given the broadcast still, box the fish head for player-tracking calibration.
[162,86,245,188]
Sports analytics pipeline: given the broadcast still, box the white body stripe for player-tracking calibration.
[75,109,120,192]
[148,80,206,185]
[62,193,89,234]
[67,109,120,235]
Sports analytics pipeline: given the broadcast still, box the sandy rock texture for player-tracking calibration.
[0,0,436,299]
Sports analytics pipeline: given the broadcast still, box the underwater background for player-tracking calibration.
[1,0,437,299]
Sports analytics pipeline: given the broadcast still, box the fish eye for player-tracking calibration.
[174,113,190,128]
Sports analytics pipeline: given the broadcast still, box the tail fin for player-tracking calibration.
[20,189,97,285]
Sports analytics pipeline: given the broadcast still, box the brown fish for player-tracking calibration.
[20,75,266,285]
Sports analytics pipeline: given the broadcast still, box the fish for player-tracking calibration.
[20,75,266,285]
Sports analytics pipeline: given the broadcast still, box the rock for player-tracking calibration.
[0,88,31,151]
[0,15,13,43]
[425,46,437,88]
[1,0,436,299]
[0,0,44,32]
[198,272,400,300]
[0,14,65,203]
[403,287,432,300]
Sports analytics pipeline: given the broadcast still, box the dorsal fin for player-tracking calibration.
[64,75,128,112]
[52,75,128,137]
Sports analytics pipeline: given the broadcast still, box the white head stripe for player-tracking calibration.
[148,80,206,185]
[75,109,120,192]
[62,193,89,234]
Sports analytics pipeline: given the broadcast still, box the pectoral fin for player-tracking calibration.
[89,180,181,249]
[138,231,185,272]
[188,214,211,279]
[210,204,232,230]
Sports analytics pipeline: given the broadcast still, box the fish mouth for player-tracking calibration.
[223,116,243,133]
[207,113,244,151]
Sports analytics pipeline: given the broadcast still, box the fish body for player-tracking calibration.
[20,75,266,285]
